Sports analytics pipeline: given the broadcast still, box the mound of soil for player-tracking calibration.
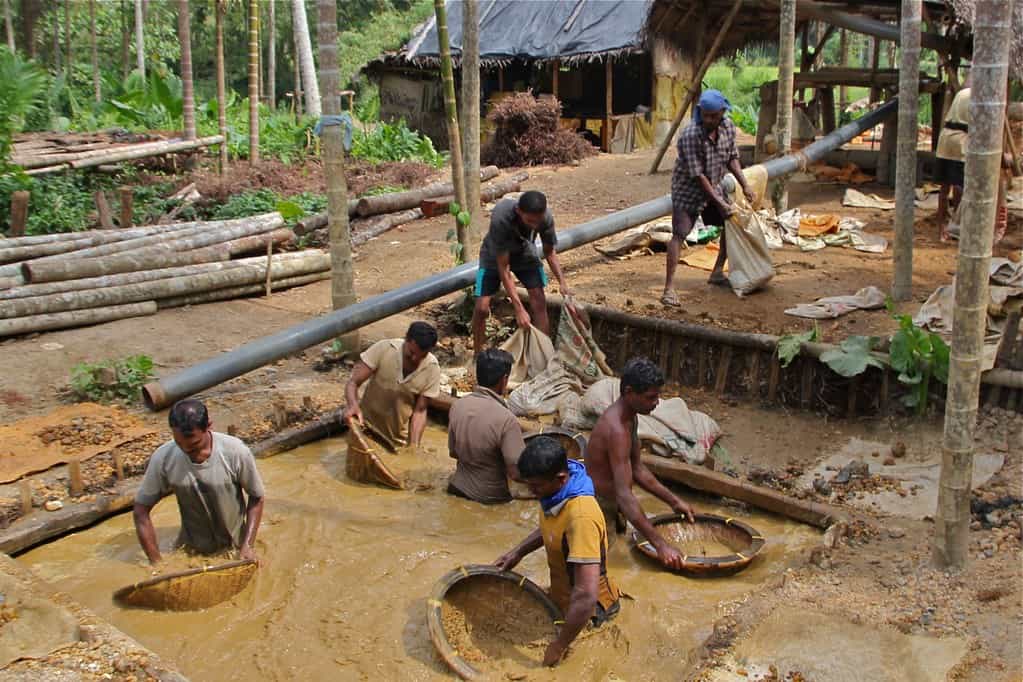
[440,575,554,673]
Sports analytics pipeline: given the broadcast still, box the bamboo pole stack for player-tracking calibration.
[0,213,333,337]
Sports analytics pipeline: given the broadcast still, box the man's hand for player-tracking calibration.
[543,639,569,667]
[742,185,756,205]
[494,549,522,572]
[341,404,364,426]
[239,544,258,563]
[671,498,696,523]
[514,306,531,330]
[558,283,572,298]
[655,541,685,570]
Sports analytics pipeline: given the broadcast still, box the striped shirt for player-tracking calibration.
[671,117,740,214]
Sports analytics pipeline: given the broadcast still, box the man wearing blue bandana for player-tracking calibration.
[495,436,622,667]
[662,89,756,307]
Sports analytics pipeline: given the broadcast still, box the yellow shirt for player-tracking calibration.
[359,339,441,449]
[539,495,621,615]
[936,88,971,162]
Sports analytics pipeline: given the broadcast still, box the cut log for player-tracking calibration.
[641,455,844,529]
[119,187,134,228]
[22,244,231,283]
[252,413,345,458]
[167,225,294,256]
[293,198,359,234]
[0,250,311,301]
[0,221,202,265]
[157,271,329,308]
[15,135,225,173]
[306,209,424,247]
[0,301,158,337]
[9,190,29,237]
[3,253,330,318]
[354,165,499,217]
[94,191,115,229]
[0,220,200,249]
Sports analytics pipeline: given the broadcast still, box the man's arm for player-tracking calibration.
[342,361,374,425]
[132,503,162,565]
[494,528,543,571]
[727,158,755,205]
[631,439,695,522]
[697,175,734,215]
[543,244,570,295]
[239,495,264,561]
[607,425,684,569]
[408,392,430,447]
[497,252,531,329]
[543,563,599,666]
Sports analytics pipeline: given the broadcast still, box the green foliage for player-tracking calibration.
[197,93,315,163]
[70,355,155,404]
[820,335,887,377]
[211,189,326,224]
[351,120,445,167]
[0,47,48,166]
[362,184,405,197]
[776,324,820,368]
[729,103,759,135]
[887,304,950,416]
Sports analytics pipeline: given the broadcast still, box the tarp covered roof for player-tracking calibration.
[405,0,652,64]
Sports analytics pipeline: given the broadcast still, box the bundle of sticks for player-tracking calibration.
[0,212,328,337]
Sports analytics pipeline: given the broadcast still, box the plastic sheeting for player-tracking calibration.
[407,0,651,62]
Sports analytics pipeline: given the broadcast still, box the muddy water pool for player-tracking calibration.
[20,428,818,680]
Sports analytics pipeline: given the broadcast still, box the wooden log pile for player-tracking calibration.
[0,213,332,337]
[10,132,225,175]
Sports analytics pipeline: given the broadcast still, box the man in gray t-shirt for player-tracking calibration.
[472,191,571,356]
[133,399,265,564]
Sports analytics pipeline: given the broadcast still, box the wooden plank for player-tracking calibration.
[800,360,814,409]
[119,186,133,228]
[746,350,762,399]
[697,341,708,389]
[94,190,114,229]
[9,191,29,237]
[642,455,844,529]
[847,374,860,418]
[603,58,613,152]
[714,346,733,396]
[767,354,781,404]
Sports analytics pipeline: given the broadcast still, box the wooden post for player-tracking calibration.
[94,191,114,229]
[9,190,29,237]
[118,187,133,228]
[869,37,881,103]
[767,354,781,404]
[838,29,849,114]
[747,350,762,398]
[265,239,273,297]
[893,0,921,303]
[68,459,84,497]
[878,108,898,185]
[820,87,836,133]
[934,0,1011,570]
[19,481,32,516]
[552,59,559,99]
[647,0,743,174]
[931,90,944,152]
[714,346,733,396]
[774,0,796,212]
[603,58,613,152]
[112,451,125,481]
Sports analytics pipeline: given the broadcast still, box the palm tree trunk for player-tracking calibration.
[892,0,920,302]
[51,11,59,72]
[838,30,848,113]
[774,0,796,212]
[63,0,70,83]
[133,0,144,78]
[88,0,100,102]
[932,0,1012,570]
[317,0,357,350]
[433,0,467,258]
[460,0,481,255]
[120,0,129,79]
[4,0,14,52]
[292,0,320,117]
[177,0,195,142]
[267,0,275,110]
[215,0,228,171]
[248,0,260,164]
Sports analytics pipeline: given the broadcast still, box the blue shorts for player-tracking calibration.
[474,264,547,297]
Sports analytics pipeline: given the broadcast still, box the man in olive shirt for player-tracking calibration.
[472,191,572,355]
[342,321,442,451]
[133,399,265,565]
[447,348,526,504]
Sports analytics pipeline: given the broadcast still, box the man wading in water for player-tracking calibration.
[471,191,572,355]
[585,358,695,570]
[133,399,265,565]
[663,89,755,307]
[495,436,621,667]
[341,321,442,452]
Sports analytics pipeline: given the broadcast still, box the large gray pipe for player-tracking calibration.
[797,1,952,53]
[142,195,673,409]
[144,98,900,410]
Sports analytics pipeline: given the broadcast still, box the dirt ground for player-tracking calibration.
[0,145,1020,680]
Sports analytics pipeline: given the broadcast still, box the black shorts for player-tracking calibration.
[936,157,965,187]
[474,263,548,297]
[672,202,727,240]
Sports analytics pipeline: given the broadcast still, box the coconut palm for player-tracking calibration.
[292,0,319,117]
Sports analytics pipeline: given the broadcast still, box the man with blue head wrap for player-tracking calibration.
[662,89,756,307]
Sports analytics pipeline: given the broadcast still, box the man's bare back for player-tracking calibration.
[585,400,636,501]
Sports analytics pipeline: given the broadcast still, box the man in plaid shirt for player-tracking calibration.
[662,90,755,307]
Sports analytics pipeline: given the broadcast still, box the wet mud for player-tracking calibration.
[20,427,818,680]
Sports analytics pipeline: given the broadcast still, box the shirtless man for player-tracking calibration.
[584,357,695,569]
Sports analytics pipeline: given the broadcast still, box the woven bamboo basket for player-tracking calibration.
[426,564,562,680]
[631,513,765,577]
[113,559,257,611]
[523,427,587,461]
[345,421,402,489]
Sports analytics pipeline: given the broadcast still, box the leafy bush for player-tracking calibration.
[211,189,326,224]
[197,92,316,163]
[351,120,445,167]
[0,47,48,166]
[483,92,597,167]
[70,355,155,404]
[888,308,949,415]
[729,103,760,135]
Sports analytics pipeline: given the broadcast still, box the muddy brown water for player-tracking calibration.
[20,427,817,680]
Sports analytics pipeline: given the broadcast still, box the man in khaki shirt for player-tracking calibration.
[447,348,526,504]
[342,322,442,450]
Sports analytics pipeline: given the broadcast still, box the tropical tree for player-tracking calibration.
[0,46,46,165]
[248,0,259,163]
[460,0,481,254]
[3,0,13,52]
[292,0,320,117]
[266,0,275,109]
[88,0,100,102]
[133,0,144,79]
[215,0,228,169]
[433,0,467,259]
[177,0,195,141]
